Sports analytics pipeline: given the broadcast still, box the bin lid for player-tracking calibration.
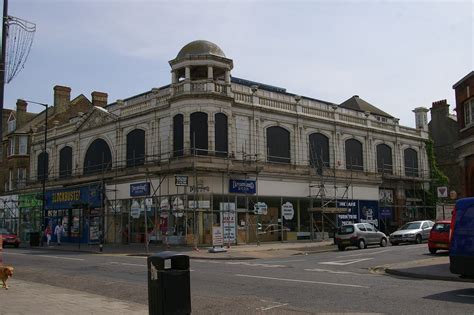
[150,251,189,260]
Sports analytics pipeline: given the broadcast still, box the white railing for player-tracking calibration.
[234,92,252,103]
[399,126,421,136]
[302,107,335,119]
[338,113,366,125]
[215,83,227,94]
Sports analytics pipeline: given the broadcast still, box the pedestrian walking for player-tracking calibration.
[44,225,52,246]
[54,223,64,245]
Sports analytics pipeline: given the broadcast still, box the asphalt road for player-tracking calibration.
[2,243,474,314]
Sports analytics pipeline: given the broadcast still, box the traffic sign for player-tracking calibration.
[437,186,448,198]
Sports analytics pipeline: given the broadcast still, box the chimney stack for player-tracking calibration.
[16,99,28,128]
[91,91,108,107]
[54,85,71,114]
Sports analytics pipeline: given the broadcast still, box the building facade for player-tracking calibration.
[6,40,431,245]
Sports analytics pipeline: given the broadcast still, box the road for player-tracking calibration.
[2,243,474,314]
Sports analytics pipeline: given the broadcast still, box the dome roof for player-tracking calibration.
[176,40,226,59]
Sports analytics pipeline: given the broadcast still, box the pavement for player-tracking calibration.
[2,241,473,314]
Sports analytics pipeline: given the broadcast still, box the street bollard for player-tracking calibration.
[147,251,191,315]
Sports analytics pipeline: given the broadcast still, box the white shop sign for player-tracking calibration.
[220,203,236,244]
[282,202,294,220]
[212,226,224,247]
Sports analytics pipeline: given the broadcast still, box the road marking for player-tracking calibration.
[257,301,289,311]
[227,262,286,268]
[263,259,305,263]
[193,260,221,264]
[457,294,474,298]
[319,258,373,266]
[37,255,84,261]
[304,268,364,275]
[336,249,392,258]
[235,274,369,288]
[110,262,145,267]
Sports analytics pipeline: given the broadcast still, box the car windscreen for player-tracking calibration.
[338,225,354,234]
[399,222,421,230]
[0,228,12,234]
[432,223,450,232]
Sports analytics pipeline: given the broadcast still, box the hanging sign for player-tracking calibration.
[282,202,294,220]
[175,175,188,186]
[254,202,268,215]
[130,199,142,219]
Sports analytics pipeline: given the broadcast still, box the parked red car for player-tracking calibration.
[428,220,451,254]
[0,227,20,248]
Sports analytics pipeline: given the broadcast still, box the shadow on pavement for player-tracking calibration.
[424,288,474,305]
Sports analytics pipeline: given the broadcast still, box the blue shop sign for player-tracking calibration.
[229,179,256,194]
[45,184,102,210]
[130,182,150,197]
[379,208,392,219]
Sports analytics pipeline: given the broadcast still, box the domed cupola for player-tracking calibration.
[169,40,233,97]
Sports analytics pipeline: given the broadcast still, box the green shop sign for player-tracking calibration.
[19,193,42,209]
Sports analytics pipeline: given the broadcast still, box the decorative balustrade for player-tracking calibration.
[338,113,366,125]
[399,126,421,136]
[234,92,252,103]
[372,120,396,131]
[301,107,335,119]
[215,82,227,94]
[191,81,206,92]
[259,97,295,112]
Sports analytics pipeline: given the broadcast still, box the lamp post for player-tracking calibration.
[24,100,48,239]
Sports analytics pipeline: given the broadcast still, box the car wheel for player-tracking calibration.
[429,248,437,254]
[337,245,345,251]
[358,239,365,250]
[380,238,387,247]
[415,235,422,244]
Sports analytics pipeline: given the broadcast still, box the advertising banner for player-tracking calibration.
[337,200,358,226]
[45,184,102,210]
[130,182,150,197]
[359,200,379,228]
[220,202,236,244]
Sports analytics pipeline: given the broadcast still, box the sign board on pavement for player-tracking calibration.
[212,226,224,247]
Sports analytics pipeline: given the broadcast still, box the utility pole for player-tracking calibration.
[0,0,8,141]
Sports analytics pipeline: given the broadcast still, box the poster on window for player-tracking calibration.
[337,200,358,226]
[359,200,379,228]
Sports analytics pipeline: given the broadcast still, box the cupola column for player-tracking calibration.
[225,70,231,84]
[171,71,178,84]
[184,67,191,92]
[207,66,213,80]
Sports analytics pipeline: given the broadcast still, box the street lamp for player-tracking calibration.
[24,100,48,239]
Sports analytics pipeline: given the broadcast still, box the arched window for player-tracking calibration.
[126,129,145,167]
[37,152,49,180]
[190,112,208,155]
[404,148,419,177]
[267,126,290,163]
[59,146,73,178]
[309,133,330,174]
[215,113,228,157]
[83,139,112,175]
[376,144,393,174]
[345,139,363,171]
[173,114,184,157]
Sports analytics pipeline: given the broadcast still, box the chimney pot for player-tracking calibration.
[16,99,27,112]
[54,85,71,114]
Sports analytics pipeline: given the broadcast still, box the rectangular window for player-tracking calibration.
[7,119,16,133]
[8,169,13,191]
[19,136,28,155]
[465,99,474,126]
[8,138,15,156]
[17,168,26,188]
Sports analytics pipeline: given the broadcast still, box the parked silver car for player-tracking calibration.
[335,223,388,251]
[389,220,434,245]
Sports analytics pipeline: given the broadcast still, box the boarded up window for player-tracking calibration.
[404,148,419,177]
[345,139,363,171]
[267,126,290,163]
[127,129,145,167]
[377,144,393,174]
[37,152,49,180]
[173,114,184,157]
[83,139,112,175]
[59,146,73,178]
[309,133,330,174]
[190,112,208,155]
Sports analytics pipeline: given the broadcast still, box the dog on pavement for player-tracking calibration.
[0,266,14,290]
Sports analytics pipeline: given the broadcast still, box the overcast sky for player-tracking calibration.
[5,0,473,127]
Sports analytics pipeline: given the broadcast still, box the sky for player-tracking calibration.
[4,0,473,128]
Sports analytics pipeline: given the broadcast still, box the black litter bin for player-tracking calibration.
[29,232,40,247]
[147,251,191,315]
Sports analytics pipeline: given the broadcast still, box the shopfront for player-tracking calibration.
[0,195,19,234]
[45,184,103,244]
[18,193,42,242]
